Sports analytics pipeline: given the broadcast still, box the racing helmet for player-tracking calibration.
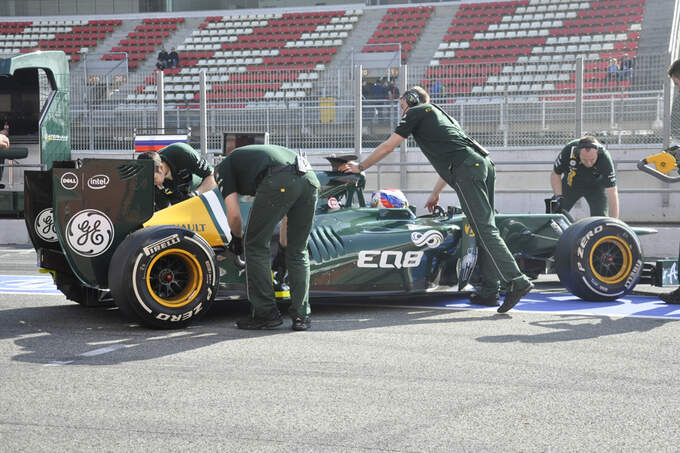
[371,188,409,208]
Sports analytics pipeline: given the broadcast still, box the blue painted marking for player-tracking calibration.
[0,275,60,295]
[324,291,680,320]
[439,292,680,320]
[0,274,677,320]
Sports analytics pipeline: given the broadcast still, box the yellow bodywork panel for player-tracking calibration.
[143,189,231,248]
[645,151,678,175]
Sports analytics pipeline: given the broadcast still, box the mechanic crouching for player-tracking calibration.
[550,136,619,218]
[340,85,533,313]
[214,144,320,330]
[138,142,216,210]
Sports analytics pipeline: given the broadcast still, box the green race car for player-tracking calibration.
[24,157,654,329]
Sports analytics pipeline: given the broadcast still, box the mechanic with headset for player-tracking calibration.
[214,144,320,331]
[137,142,215,210]
[340,85,534,313]
[660,59,680,305]
[550,135,619,218]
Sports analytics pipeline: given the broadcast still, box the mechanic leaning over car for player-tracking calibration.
[659,58,680,305]
[340,85,533,313]
[550,136,619,218]
[214,144,320,330]
[137,142,216,210]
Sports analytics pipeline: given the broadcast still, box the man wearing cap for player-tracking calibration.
[550,135,619,218]
[214,144,319,331]
[340,85,534,313]
[138,142,215,210]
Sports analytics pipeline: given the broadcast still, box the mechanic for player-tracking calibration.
[0,123,9,150]
[137,142,215,210]
[214,144,319,330]
[339,86,533,313]
[550,135,619,218]
[660,58,680,305]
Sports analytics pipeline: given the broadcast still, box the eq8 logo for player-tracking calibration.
[357,250,423,269]
[65,209,115,257]
[34,208,58,242]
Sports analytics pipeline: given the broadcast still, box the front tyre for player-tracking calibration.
[108,226,218,329]
[554,217,643,301]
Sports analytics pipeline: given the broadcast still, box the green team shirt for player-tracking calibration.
[216,144,303,196]
[393,103,476,176]
[553,139,617,189]
[159,142,213,195]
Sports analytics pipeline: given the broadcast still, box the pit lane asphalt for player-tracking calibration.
[1,245,679,452]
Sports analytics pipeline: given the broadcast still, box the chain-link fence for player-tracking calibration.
[69,53,677,152]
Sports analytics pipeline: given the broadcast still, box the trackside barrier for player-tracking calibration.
[69,53,679,153]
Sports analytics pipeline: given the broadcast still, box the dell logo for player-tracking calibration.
[60,172,78,190]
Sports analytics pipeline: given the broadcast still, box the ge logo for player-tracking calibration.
[34,208,58,242]
[65,209,115,257]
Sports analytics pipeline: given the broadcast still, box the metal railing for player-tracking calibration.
[67,53,679,152]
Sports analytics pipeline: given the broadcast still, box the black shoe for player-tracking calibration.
[292,316,311,331]
[660,288,680,304]
[236,311,283,330]
[498,280,534,313]
[469,293,500,307]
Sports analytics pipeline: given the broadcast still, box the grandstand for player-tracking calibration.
[0,0,678,153]
[0,0,679,225]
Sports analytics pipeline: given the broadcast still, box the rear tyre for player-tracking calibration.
[108,226,218,329]
[554,217,643,301]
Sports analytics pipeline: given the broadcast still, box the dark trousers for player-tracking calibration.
[561,183,608,216]
[447,152,528,297]
[244,170,318,318]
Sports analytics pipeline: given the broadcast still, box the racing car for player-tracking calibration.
[24,156,654,329]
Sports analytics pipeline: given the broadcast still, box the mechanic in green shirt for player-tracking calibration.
[214,144,320,330]
[138,142,215,210]
[340,86,533,313]
[660,59,680,305]
[550,136,619,218]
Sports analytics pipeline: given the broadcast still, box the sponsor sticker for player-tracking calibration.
[60,172,78,190]
[34,208,58,242]
[87,174,110,190]
[357,250,423,269]
[46,134,68,142]
[143,234,181,256]
[328,197,340,210]
[65,209,115,257]
[411,230,444,248]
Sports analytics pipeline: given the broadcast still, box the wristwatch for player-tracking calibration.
[358,162,365,172]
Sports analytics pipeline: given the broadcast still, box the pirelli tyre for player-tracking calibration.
[555,217,643,301]
[108,225,218,329]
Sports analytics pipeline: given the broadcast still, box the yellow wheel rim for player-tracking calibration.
[588,235,632,285]
[145,248,203,308]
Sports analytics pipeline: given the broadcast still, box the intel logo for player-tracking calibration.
[60,172,78,190]
[87,174,110,190]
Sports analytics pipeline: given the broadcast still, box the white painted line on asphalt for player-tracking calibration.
[45,344,130,366]
[80,344,128,357]
[45,360,74,366]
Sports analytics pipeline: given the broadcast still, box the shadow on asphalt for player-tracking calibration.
[0,290,673,365]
